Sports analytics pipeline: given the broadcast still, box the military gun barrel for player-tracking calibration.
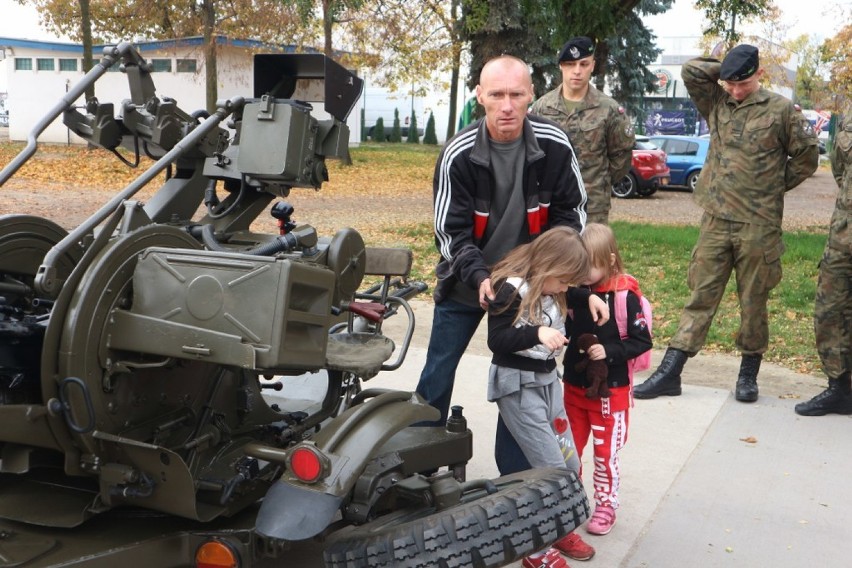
[0,42,132,187]
[33,96,245,298]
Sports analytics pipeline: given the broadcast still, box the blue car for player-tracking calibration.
[649,135,709,191]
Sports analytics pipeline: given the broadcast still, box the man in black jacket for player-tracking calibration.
[413,54,593,563]
[415,54,587,425]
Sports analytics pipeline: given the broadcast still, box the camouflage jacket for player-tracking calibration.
[531,85,634,215]
[829,104,851,254]
[682,57,819,226]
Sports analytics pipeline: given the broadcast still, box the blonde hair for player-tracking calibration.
[491,226,590,325]
[581,223,626,286]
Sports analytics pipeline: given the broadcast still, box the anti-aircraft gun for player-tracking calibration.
[0,42,587,567]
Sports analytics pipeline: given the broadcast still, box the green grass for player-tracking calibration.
[369,219,826,377]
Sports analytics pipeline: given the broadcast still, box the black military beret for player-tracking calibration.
[720,44,759,81]
[559,37,596,62]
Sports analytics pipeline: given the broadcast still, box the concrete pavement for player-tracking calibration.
[282,301,852,566]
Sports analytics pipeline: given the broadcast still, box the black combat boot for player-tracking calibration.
[735,354,761,403]
[633,348,688,399]
[794,373,852,416]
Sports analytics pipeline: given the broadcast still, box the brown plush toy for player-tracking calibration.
[574,333,610,399]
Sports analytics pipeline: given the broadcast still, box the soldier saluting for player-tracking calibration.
[633,44,819,402]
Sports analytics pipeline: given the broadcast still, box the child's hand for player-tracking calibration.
[587,344,606,360]
[589,295,610,325]
[538,327,568,352]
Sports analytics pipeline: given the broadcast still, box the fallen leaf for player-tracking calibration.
[740,436,758,444]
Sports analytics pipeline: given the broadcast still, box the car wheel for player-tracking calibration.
[686,170,701,192]
[323,468,589,568]
[612,173,638,198]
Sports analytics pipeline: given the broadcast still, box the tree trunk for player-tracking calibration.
[203,0,217,113]
[78,0,94,101]
[445,0,461,141]
[594,40,609,92]
[447,54,460,140]
[323,0,333,57]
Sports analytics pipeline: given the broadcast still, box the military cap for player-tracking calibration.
[720,44,759,81]
[559,37,596,62]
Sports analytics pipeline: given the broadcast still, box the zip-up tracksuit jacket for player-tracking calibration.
[432,115,588,304]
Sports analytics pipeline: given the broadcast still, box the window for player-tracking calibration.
[176,59,197,73]
[665,139,698,156]
[14,58,33,71]
[151,59,172,72]
[37,58,55,71]
[59,58,78,72]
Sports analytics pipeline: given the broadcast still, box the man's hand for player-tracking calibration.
[479,278,495,310]
[589,294,610,325]
[538,327,569,352]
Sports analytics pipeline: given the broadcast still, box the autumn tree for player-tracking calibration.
[460,0,659,118]
[460,0,555,96]
[287,1,466,141]
[822,22,852,104]
[694,0,773,49]
[606,0,672,121]
[23,0,309,112]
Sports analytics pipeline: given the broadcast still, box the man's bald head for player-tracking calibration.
[476,56,534,142]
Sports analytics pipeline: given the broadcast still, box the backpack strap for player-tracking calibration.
[615,290,629,340]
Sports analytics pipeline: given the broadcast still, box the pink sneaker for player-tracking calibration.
[553,531,595,560]
[521,547,569,568]
[586,505,616,535]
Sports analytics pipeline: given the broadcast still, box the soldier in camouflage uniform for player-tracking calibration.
[531,36,634,225]
[633,44,819,403]
[795,103,852,416]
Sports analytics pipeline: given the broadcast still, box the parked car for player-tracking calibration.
[612,135,670,198]
[649,135,710,191]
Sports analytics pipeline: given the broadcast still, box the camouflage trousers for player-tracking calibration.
[670,213,784,355]
[586,210,609,226]
[814,239,851,379]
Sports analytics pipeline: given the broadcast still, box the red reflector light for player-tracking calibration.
[196,540,238,568]
[290,446,324,483]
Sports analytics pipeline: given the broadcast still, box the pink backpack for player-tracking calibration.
[614,289,653,375]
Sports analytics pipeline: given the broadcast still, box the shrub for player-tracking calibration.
[372,117,385,142]
[390,108,402,143]
[423,112,438,145]
[406,111,420,144]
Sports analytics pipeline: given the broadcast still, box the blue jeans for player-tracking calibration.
[414,299,484,425]
[495,413,532,475]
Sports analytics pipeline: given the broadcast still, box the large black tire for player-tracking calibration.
[322,468,589,568]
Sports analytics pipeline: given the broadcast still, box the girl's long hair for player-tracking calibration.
[582,223,626,287]
[490,226,590,325]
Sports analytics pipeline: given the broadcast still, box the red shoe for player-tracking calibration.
[521,547,569,568]
[553,531,595,561]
